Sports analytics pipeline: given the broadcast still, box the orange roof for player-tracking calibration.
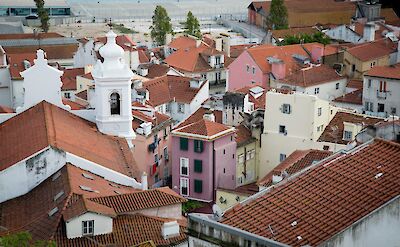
[75,89,88,100]
[246,43,336,75]
[346,38,397,62]
[0,105,14,113]
[230,44,256,58]
[175,107,223,129]
[96,35,136,51]
[365,63,400,80]
[89,187,186,214]
[0,32,64,40]
[63,194,117,221]
[143,75,207,106]
[333,88,363,105]
[173,119,234,139]
[62,98,87,110]
[0,101,139,178]
[258,149,332,187]
[346,79,363,89]
[318,111,383,144]
[168,36,206,50]
[222,139,400,246]
[61,68,85,91]
[235,125,255,146]
[282,64,344,87]
[7,52,36,80]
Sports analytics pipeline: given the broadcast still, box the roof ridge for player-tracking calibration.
[42,101,56,147]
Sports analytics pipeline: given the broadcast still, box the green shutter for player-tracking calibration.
[180,138,188,150]
[194,160,202,173]
[194,140,204,153]
[194,180,203,193]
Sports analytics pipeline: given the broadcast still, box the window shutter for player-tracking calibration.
[194,160,203,173]
[180,138,188,151]
[194,180,203,193]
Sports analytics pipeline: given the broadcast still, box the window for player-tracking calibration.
[365,102,373,111]
[180,178,189,196]
[281,104,291,114]
[335,83,339,90]
[194,179,203,193]
[194,160,202,173]
[378,103,385,113]
[246,65,250,72]
[343,131,353,140]
[180,158,189,176]
[314,88,320,94]
[351,64,356,72]
[318,107,322,116]
[368,79,372,88]
[215,56,221,65]
[370,61,376,68]
[165,103,170,113]
[238,154,244,164]
[65,92,71,99]
[216,72,221,83]
[279,125,286,134]
[110,92,120,115]
[223,149,226,155]
[180,138,188,151]
[163,128,168,139]
[279,154,286,162]
[194,140,204,153]
[154,154,159,166]
[323,145,329,150]
[252,67,256,74]
[177,103,185,113]
[379,81,387,92]
[391,107,397,115]
[82,220,94,236]
[164,147,168,160]
[201,74,207,80]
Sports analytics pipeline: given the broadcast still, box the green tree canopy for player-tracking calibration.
[150,5,173,45]
[278,32,331,46]
[183,11,201,38]
[267,0,288,30]
[34,0,50,32]
[0,231,56,247]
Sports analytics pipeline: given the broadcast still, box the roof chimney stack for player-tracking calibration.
[162,221,180,239]
[363,23,375,42]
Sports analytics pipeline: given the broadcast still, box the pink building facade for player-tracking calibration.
[227,51,268,91]
[171,122,236,202]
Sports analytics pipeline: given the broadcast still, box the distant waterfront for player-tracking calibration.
[66,0,249,20]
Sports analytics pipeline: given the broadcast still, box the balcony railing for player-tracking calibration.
[376,90,388,99]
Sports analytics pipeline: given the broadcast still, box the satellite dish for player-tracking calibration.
[212,204,223,220]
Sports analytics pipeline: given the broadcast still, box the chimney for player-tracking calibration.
[363,23,375,42]
[215,37,223,51]
[141,172,148,190]
[311,46,324,64]
[203,109,215,122]
[84,64,93,74]
[196,39,202,48]
[140,122,152,136]
[132,79,143,90]
[271,61,286,80]
[162,221,180,239]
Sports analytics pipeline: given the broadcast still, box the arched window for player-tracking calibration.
[110,92,121,115]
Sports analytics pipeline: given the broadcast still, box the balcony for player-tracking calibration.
[148,143,156,152]
[376,90,388,99]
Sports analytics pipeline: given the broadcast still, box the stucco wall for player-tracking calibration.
[321,196,400,247]
[227,51,266,91]
[0,67,11,107]
[214,134,237,191]
[66,212,113,239]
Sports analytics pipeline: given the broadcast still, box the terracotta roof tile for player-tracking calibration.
[61,68,85,91]
[222,139,400,246]
[174,119,234,139]
[0,101,139,179]
[132,103,172,130]
[235,125,255,146]
[318,111,383,144]
[346,79,363,89]
[141,63,170,79]
[219,182,260,196]
[282,64,344,87]
[168,36,204,50]
[258,149,332,187]
[365,63,400,80]
[333,88,363,105]
[175,107,223,129]
[96,35,136,51]
[75,89,88,101]
[0,33,64,40]
[230,44,255,58]
[0,104,14,113]
[62,98,87,110]
[346,38,397,62]
[143,75,206,106]
[90,187,186,214]
[6,52,36,80]
[4,44,78,60]
[62,194,116,221]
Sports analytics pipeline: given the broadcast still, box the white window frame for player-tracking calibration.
[238,154,244,164]
[180,157,189,176]
[180,177,189,196]
[282,104,291,114]
[177,103,185,113]
[82,220,94,236]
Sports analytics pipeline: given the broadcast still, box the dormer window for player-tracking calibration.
[215,56,221,65]
[110,92,121,115]
[82,220,94,236]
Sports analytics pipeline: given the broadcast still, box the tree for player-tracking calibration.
[278,32,330,46]
[0,231,56,247]
[266,0,288,30]
[183,11,201,38]
[150,5,173,45]
[34,0,50,32]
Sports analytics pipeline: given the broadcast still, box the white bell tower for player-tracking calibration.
[92,30,136,141]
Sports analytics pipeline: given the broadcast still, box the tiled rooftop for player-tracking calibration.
[282,64,344,87]
[333,89,363,105]
[222,139,400,246]
[346,38,397,62]
[365,63,400,80]
[61,67,85,91]
[174,119,234,140]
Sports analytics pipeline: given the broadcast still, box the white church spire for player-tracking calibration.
[16,49,71,113]
[92,30,136,142]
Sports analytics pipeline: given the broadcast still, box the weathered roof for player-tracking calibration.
[222,139,400,246]
[0,101,139,178]
[173,119,234,140]
[346,38,397,62]
[333,89,363,105]
[281,64,344,87]
[365,63,400,80]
